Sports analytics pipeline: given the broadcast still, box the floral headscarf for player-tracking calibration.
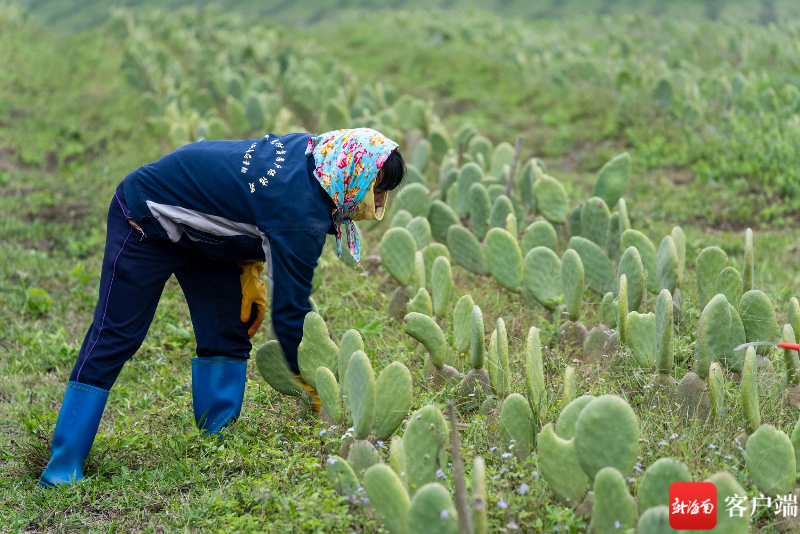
[306,128,399,266]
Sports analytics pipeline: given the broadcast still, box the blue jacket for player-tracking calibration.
[123,133,335,371]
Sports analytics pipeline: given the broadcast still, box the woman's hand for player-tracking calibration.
[237,262,267,338]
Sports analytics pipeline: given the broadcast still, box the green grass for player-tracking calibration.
[2,8,800,533]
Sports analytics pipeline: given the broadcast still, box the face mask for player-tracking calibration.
[349,183,388,221]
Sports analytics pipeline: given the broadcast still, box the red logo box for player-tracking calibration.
[669,482,718,530]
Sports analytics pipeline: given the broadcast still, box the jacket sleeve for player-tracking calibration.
[263,230,326,374]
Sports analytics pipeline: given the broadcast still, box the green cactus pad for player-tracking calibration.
[453,295,475,354]
[297,312,339,389]
[406,216,432,250]
[381,227,418,285]
[487,318,510,397]
[428,200,460,244]
[457,162,484,217]
[445,182,459,213]
[654,290,673,375]
[538,423,588,506]
[671,226,686,285]
[505,213,518,240]
[413,251,426,292]
[500,393,537,462]
[696,246,729,310]
[390,436,407,489]
[567,204,583,237]
[726,304,747,373]
[533,175,569,223]
[561,249,585,321]
[588,467,635,534]
[789,297,800,343]
[709,361,725,419]
[600,292,617,328]
[422,243,451,291]
[621,229,658,294]
[739,290,777,355]
[338,329,364,407]
[580,197,611,249]
[636,506,672,534]
[656,235,678,294]
[407,287,433,316]
[428,125,451,163]
[583,325,613,366]
[617,246,645,312]
[784,324,799,385]
[744,424,796,496]
[396,183,432,219]
[743,228,755,292]
[637,458,692,514]
[568,236,616,295]
[574,395,639,479]
[605,212,622,262]
[563,366,576,406]
[716,267,743,311]
[431,256,454,318]
[626,311,655,368]
[522,247,562,310]
[454,124,478,152]
[413,139,431,170]
[347,350,376,440]
[470,305,485,369]
[391,209,414,229]
[742,346,761,434]
[489,195,514,230]
[793,419,800,470]
[617,275,629,345]
[404,312,446,367]
[469,135,492,167]
[555,395,595,440]
[469,182,491,241]
[525,327,547,421]
[403,405,449,494]
[617,198,631,231]
[374,362,413,441]
[316,366,343,426]
[326,456,359,497]
[409,483,459,534]
[484,228,523,291]
[471,457,487,534]
[255,340,303,396]
[490,142,514,177]
[695,294,731,378]
[521,220,558,256]
[347,439,381,478]
[363,464,410,534]
[592,152,631,208]
[704,472,749,534]
[447,225,488,275]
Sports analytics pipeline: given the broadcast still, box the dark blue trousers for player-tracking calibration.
[70,184,255,391]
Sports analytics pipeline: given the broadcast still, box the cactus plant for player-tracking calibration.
[636,506,672,534]
[588,467,636,534]
[538,423,588,506]
[521,220,557,256]
[504,213,517,240]
[716,266,743,311]
[471,457,487,534]
[583,325,613,365]
[709,361,725,419]
[789,297,800,341]
[486,318,510,398]
[555,395,595,440]
[656,235,678,293]
[601,292,617,327]
[725,304,747,372]
[637,458,692,514]
[338,329,364,407]
[409,483,459,534]
[654,289,673,375]
[695,294,731,378]
[621,229,658,294]
[533,175,569,223]
[626,311,655,368]
[428,124,451,164]
[431,256,454,318]
[562,249,584,321]
[484,228,523,291]
[381,227,418,285]
[490,142,514,177]
[617,274,629,345]
[742,346,760,434]
[407,287,433,316]
[456,163,484,217]
[489,195,514,230]
[784,324,800,386]
[525,327,547,421]
[297,312,339,389]
[739,290,777,355]
[743,228,755,292]
[374,362,413,441]
[500,393,536,462]
[412,251,426,292]
[671,226,686,285]
[744,424,796,496]
[447,225,488,275]
[406,216,432,250]
[453,295,475,355]
[255,340,303,396]
[696,246,729,309]
[580,197,611,249]
[403,312,446,367]
[567,204,583,237]
[445,182,459,213]
[468,135,492,168]
[348,438,381,478]
[412,139,431,170]
[469,182,491,241]
[316,366,343,425]
[568,236,616,295]
[522,247,562,310]
[348,350,376,440]
[592,152,631,208]
[617,246,645,312]
[574,395,639,479]
[563,366,576,406]
[421,244,450,292]
[326,455,360,498]
[396,183,431,219]
[404,405,449,494]
[390,436,407,488]
[606,212,622,261]
[428,200,460,244]
[704,472,749,534]
[363,464,410,534]
[244,92,264,129]
[470,305,485,369]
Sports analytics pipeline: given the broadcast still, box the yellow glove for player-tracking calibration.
[238,261,267,338]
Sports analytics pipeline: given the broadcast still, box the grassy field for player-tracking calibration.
[2,5,800,533]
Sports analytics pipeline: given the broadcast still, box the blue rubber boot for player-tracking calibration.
[191,357,247,435]
[40,382,109,488]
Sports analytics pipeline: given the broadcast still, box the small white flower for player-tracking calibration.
[436,469,446,479]
[489,446,497,453]
[377,441,384,447]
[319,429,327,436]
[519,483,529,495]
[440,510,450,519]
[615,521,621,529]
[497,499,508,509]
